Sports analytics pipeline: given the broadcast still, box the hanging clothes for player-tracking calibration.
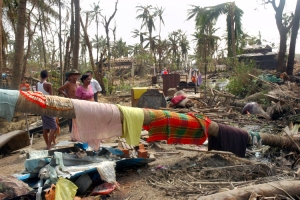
[208,123,249,157]
[117,105,144,146]
[143,109,210,145]
[0,89,20,121]
[188,68,192,82]
[197,73,202,86]
[71,100,122,150]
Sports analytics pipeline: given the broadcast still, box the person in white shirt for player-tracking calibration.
[86,70,102,102]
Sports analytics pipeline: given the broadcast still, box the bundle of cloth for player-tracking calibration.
[143,109,211,145]
[169,91,193,108]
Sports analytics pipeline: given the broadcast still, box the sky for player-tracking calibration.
[80,0,300,54]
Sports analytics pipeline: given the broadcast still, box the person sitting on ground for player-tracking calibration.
[19,77,30,91]
[36,70,57,150]
[86,70,102,102]
[76,74,94,101]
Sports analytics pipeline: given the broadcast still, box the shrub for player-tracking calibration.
[226,60,261,98]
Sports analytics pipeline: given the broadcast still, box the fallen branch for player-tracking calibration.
[198,180,300,200]
[176,147,234,156]
[260,133,300,151]
[175,147,257,165]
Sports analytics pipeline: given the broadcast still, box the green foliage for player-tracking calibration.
[115,78,132,92]
[226,59,260,98]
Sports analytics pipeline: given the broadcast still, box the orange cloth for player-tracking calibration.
[45,184,56,200]
[191,76,196,83]
[19,83,30,91]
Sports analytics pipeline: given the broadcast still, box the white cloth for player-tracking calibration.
[90,79,102,94]
[37,82,49,95]
[71,99,122,150]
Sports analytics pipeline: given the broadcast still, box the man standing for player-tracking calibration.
[57,69,81,132]
[36,70,57,150]
[58,69,80,99]
[86,70,102,102]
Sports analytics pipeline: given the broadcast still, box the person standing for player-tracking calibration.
[57,69,81,132]
[36,70,57,150]
[19,77,30,91]
[58,69,81,99]
[85,70,102,102]
[76,74,94,101]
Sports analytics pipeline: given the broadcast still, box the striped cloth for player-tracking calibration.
[143,109,211,145]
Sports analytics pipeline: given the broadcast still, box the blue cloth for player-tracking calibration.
[2,73,7,79]
[197,74,202,86]
[0,89,20,121]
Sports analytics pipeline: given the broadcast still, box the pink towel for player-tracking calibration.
[71,99,122,150]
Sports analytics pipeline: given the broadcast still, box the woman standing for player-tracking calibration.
[76,75,94,101]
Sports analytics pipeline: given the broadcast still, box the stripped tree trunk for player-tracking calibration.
[0,0,3,88]
[4,91,299,152]
[80,14,106,94]
[72,0,80,70]
[11,0,27,89]
[198,180,300,200]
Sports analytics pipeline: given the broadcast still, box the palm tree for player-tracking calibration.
[187,2,243,57]
[73,0,80,70]
[136,5,156,56]
[132,29,147,49]
[156,39,169,71]
[180,34,190,69]
[89,2,102,61]
[8,0,60,88]
[114,38,129,58]
[10,0,27,90]
[168,31,180,68]
[155,6,165,40]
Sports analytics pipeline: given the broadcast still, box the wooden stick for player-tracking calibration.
[176,147,257,165]
[175,146,235,155]
[190,181,247,185]
[153,152,180,155]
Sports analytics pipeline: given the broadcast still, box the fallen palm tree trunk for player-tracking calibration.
[0,90,298,152]
[198,180,300,200]
[260,133,300,151]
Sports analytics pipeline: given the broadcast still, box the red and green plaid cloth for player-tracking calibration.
[143,109,211,145]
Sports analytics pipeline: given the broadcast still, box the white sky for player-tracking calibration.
[80,0,300,54]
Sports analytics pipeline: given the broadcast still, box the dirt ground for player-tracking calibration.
[0,122,205,200]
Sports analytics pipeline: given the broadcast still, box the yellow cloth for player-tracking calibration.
[132,87,148,99]
[117,105,144,145]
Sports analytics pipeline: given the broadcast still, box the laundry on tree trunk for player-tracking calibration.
[19,91,46,108]
[143,109,210,145]
[45,95,75,118]
[0,89,19,121]
[208,123,249,157]
[117,105,144,146]
[71,100,122,150]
